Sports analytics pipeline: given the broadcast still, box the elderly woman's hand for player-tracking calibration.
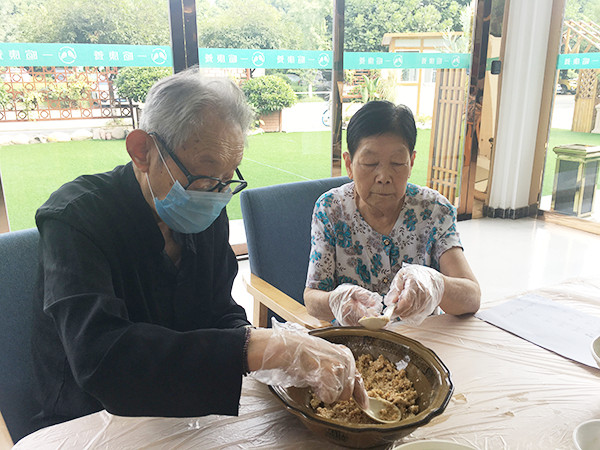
[384,264,445,326]
[249,322,368,409]
[328,284,383,326]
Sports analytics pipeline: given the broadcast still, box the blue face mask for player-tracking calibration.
[146,146,233,234]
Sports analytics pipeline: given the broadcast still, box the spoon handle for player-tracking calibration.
[383,305,395,320]
[360,396,403,424]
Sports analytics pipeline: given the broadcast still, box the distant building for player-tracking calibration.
[381,32,462,117]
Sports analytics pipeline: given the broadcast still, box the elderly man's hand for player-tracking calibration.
[384,264,445,326]
[328,284,383,326]
[249,322,368,409]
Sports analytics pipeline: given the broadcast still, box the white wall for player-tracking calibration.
[281,102,363,133]
[393,85,420,116]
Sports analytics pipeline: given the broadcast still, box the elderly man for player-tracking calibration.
[31,68,367,432]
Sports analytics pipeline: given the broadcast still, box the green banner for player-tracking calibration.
[199,48,332,69]
[0,43,471,70]
[2,43,598,71]
[0,43,171,67]
[557,53,600,69]
[344,52,470,69]
[199,49,471,69]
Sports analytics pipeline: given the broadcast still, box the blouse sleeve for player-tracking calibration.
[305,193,337,292]
[431,198,463,267]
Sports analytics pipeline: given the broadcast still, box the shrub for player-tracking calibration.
[15,90,46,116]
[361,75,381,103]
[0,82,11,109]
[242,75,296,116]
[114,67,172,103]
[45,76,91,108]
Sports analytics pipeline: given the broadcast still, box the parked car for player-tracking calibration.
[284,73,302,85]
[100,97,130,108]
[557,77,577,95]
[281,71,331,99]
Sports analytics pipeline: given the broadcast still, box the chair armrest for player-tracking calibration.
[0,412,14,450]
[243,273,331,330]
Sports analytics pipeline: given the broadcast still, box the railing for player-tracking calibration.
[0,66,135,123]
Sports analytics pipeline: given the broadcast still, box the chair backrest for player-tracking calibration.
[0,228,40,443]
[240,177,350,305]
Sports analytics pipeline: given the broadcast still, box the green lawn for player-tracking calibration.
[0,140,131,231]
[1,127,595,231]
[234,129,431,220]
[0,130,431,230]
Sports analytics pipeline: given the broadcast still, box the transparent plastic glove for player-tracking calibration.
[328,284,383,326]
[384,264,445,326]
[250,320,368,409]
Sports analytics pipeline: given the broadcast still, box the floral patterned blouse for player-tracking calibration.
[305,181,462,296]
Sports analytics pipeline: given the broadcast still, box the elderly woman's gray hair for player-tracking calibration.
[139,67,254,152]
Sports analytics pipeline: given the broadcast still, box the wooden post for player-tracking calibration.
[168,0,199,73]
[458,0,492,220]
[331,0,345,177]
[183,0,199,68]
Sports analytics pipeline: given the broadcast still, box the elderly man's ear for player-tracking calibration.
[126,129,153,173]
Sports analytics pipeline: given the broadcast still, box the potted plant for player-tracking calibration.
[242,75,296,132]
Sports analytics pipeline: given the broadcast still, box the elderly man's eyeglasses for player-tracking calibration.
[149,132,247,195]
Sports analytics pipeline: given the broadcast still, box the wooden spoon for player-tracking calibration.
[358,306,395,331]
[359,395,403,424]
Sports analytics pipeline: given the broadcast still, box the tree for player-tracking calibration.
[242,75,296,116]
[343,0,471,52]
[16,0,170,45]
[562,0,600,53]
[268,0,332,50]
[564,0,600,24]
[198,0,299,49]
[0,0,40,42]
[115,67,172,103]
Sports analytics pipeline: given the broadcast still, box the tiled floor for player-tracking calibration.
[230,217,600,323]
[455,217,600,302]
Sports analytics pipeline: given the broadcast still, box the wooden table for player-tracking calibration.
[14,278,600,449]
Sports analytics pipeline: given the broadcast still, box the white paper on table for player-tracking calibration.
[475,293,600,368]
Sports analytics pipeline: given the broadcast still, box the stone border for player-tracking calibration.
[0,126,131,146]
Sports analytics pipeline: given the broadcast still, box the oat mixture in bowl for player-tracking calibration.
[269,327,454,449]
[310,354,420,424]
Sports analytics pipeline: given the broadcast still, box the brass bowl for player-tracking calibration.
[270,327,453,449]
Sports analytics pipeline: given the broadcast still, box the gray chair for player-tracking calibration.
[0,228,40,444]
[240,177,350,329]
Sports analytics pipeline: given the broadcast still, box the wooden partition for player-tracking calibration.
[572,68,599,133]
[426,68,467,204]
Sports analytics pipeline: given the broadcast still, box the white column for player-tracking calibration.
[488,0,553,211]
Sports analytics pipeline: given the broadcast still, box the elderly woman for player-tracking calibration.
[30,68,367,434]
[304,100,480,326]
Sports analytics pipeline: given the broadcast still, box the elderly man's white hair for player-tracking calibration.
[139,67,254,152]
